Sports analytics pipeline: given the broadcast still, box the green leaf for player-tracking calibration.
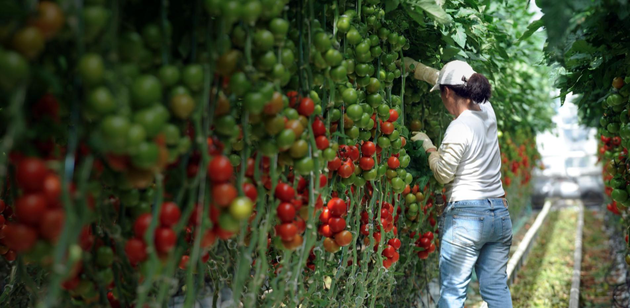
[402,0,453,25]
[452,25,467,48]
[385,0,401,12]
[402,3,426,26]
[518,19,544,43]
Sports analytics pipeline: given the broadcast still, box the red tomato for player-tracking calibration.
[337,162,354,178]
[214,226,235,240]
[387,156,400,169]
[4,223,38,252]
[359,157,375,170]
[327,198,347,217]
[125,238,148,264]
[0,199,5,213]
[319,207,331,223]
[334,230,353,247]
[39,209,64,242]
[275,183,295,202]
[315,136,330,150]
[155,227,176,253]
[207,155,233,183]
[16,157,48,192]
[242,182,258,202]
[295,217,306,233]
[277,202,296,223]
[388,109,399,122]
[16,193,47,225]
[42,173,61,203]
[373,231,382,243]
[319,174,328,188]
[327,156,342,171]
[348,146,361,161]
[319,224,333,237]
[287,91,299,107]
[209,205,221,223]
[388,238,401,250]
[298,97,315,116]
[312,117,327,137]
[328,217,346,233]
[277,223,298,241]
[200,229,216,248]
[361,141,376,156]
[212,183,238,207]
[417,250,429,259]
[323,237,340,252]
[391,251,400,263]
[428,243,436,253]
[79,226,94,250]
[381,122,394,135]
[133,213,152,238]
[423,231,434,241]
[380,208,392,220]
[382,244,396,259]
[360,211,369,224]
[160,202,181,227]
[360,224,370,236]
[418,237,431,249]
[383,258,393,269]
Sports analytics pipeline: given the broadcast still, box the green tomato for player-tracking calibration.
[277,129,296,150]
[132,142,159,169]
[329,108,342,122]
[346,126,360,139]
[346,104,363,121]
[182,64,204,92]
[219,212,240,231]
[157,65,180,87]
[294,157,315,174]
[78,53,104,85]
[342,88,358,105]
[133,106,169,137]
[96,246,114,268]
[131,75,162,108]
[162,124,180,146]
[323,148,336,161]
[325,49,343,67]
[377,136,390,148]
[230,197,253,220]
[88,86,116,115]
[255,29,275,51]
[363,168,378,181]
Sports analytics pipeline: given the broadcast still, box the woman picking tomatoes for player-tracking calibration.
[407,59,513,308]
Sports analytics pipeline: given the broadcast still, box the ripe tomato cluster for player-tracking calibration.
[319,197,352,253]
[0,157,66,261]
[412,231,436,260]
[274,182,306,250]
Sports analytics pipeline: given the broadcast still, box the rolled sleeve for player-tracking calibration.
[428,143,466,184]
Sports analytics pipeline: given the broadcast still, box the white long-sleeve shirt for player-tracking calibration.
[428,102,505,202]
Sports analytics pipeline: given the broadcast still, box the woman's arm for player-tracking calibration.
[427,143,466,184]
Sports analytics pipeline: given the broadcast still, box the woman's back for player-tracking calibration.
[443,102,504,202]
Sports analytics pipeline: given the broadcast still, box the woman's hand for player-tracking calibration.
[411,132,437,152]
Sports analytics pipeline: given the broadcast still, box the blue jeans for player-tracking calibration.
[438,198,513,308]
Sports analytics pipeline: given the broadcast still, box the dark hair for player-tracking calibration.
[439,73,492,104]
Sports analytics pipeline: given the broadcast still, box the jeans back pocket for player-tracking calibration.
[452,215,484,247]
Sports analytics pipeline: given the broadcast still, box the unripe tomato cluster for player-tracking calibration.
[598,75,630,216]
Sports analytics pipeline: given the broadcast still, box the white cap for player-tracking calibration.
[429,60,476,92]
